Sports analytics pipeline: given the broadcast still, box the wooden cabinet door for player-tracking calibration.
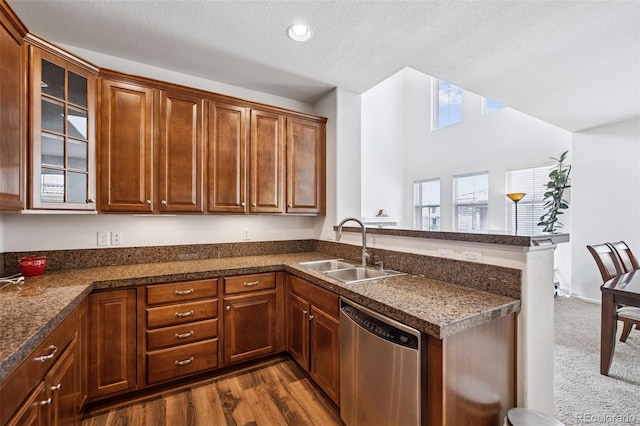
[309,305,340,404]
[29,45,97,210]
[157,90,203,212]
[287,292,310,369]
[6,382,46,426]
[47,339,78,426]
[88,289,137,399]
[99,79,153,212]
[249,109,284,213]
[223,291,277,365]
[207,101,247,213]
[0,12,26,211]
[77,298,88,412]
[286,117,325,215]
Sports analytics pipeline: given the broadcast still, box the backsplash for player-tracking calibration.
[316,241,521,299]
[0,253,4,276]
[2,240,315,275]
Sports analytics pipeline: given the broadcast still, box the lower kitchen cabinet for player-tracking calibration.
[287,274,340,404]
[87,289,137,400]
[1,307,81,426]
[223,272,285,365]
[143,279,219,386]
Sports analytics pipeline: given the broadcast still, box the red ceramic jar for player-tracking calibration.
[18,255,47,277]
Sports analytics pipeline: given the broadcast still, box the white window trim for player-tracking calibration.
[414,178,441,230]
[431,77,462,131]
[481,97,507,115]
[453,171,489,232]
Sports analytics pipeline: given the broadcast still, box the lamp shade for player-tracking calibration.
[506,193,526,202]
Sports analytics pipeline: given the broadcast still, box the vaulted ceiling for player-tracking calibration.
[9,0,640,132]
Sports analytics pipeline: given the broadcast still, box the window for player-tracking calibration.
[454,172,488,232]
[505,164,553,234]
[414,179,440,230]
[481,97,506,114]
[432,78,462,130]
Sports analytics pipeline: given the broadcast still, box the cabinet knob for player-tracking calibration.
[288,204,292,208]
[39,398,52,406]
[309,314,315,321]
[146,200,152,205]
[161,200,168,206]
[86,198,95,204]
[241,202,246,207]
[252,203,257,207]
[51,383,62,392]
[226,306,231,311]
[302,310,308,315]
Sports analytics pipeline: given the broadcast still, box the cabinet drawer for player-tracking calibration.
[147,279,217,305]
[0,309,77,425]
[224,273,276,295]
[147,319,218,350]
[147,339,218,384]
[289,274,339,318]
[147,300,217,329]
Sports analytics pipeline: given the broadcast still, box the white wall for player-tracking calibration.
[2,214,321,252]
[362,68,572,232]
[571,118,640,301]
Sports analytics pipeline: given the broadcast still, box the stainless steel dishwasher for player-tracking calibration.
[340,298,422,426]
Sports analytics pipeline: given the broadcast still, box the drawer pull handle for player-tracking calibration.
[40,398,52,406]
[51,383,62,392]
[243,280,260,287]
[175,356,194,366]
[175,330,194,339]
[33,345,58,363]
[175,310,194,318]
[175,288,194,296]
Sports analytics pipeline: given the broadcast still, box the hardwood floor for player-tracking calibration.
[82,358,343,426]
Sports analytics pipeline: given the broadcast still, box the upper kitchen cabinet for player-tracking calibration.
[206,101,247,213]
[99,78,153,213]
[99,73,204,213]
[286,117,326,215]
[157,90,204,212]
[0,2,27,211]
[249,109,285,214]
[27,37,98,210]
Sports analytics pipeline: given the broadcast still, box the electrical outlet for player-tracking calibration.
[97,231,109,246]
[112,231,123,245]
[242,228,250,241]
[463,251,483,262]
[438,249,455,258]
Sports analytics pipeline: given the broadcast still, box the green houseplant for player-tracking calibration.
[538,150,571,233]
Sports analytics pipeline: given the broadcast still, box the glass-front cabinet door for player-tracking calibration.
[30,43,97,210]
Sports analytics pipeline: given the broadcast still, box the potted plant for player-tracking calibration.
[538,150,571,233]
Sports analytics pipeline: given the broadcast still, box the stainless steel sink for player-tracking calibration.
[299,259,405,284]
[298,259,358,272]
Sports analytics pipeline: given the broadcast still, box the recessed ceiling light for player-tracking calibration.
[287,24,312,42]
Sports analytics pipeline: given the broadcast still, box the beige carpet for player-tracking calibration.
[554,297,640,425]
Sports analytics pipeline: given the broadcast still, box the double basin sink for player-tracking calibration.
[299,259,405,284]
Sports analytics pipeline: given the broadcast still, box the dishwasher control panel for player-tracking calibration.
[341,301,419,350]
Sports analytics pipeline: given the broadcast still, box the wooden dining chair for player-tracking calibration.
[606,241,640,341]
[607,241,640,273]
[586,243,623,282]
[587,243,640,342]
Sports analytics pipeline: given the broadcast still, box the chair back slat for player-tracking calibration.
[587,243,624,282]
[607,241,640,273]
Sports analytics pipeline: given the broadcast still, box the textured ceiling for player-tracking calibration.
[9,0,640,132]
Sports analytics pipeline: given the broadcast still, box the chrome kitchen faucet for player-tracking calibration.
[336,217,371,266]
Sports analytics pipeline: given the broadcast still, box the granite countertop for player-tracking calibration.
[0,251,520,382]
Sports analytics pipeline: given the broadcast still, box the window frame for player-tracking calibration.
[413,178,441,231]
[481,97,507,115]
[505,163,555,234]
[431,78,463,130]
[453,171,489,232]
